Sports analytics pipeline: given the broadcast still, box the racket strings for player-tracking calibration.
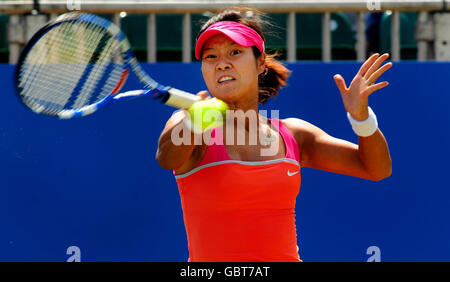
[60,22,124,109]
[18,20,125,114]
[21,22,93,112]
[71,24,123,109]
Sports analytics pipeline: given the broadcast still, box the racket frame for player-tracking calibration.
[14,12,200,119]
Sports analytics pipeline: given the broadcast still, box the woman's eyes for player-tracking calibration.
[203,49,242,60]
[231,49,242,55]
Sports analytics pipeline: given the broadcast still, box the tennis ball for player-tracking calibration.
[187,98,228,133]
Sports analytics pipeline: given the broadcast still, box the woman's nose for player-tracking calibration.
[216,61,232,71]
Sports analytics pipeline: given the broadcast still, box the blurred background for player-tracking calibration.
[1,0,450,262]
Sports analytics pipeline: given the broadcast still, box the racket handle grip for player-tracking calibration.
[165,87,201,109]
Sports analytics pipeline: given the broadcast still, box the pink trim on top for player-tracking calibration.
[196,125,232,167]
[270,118,301,164]
[196,118,300,167]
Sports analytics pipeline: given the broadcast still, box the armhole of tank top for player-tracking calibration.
[272,118,301,167]
[174,127,231,176]
[193,126,229,168]
[195,141,211,168]
[173,130,211,176]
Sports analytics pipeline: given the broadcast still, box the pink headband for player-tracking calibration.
[195,21,265,60]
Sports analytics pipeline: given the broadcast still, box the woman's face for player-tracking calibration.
[200,34,265,105]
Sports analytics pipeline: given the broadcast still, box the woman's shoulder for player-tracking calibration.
[281,117,313,128]
[280,117,325,147]
[281,117,319,135]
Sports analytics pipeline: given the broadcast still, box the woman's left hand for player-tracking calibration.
[333,53,392,121]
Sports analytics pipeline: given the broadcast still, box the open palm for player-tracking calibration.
[334,53,392,121]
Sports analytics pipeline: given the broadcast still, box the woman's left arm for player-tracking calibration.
[284,119,392,181]
[332,52,393,180]
[284,53,392,181]
[356,128,392,180]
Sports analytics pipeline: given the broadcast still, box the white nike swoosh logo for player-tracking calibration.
[287,170,300,176]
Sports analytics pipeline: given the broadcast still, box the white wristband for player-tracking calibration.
[347,107,378,137]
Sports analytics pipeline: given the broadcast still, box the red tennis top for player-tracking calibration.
[173,118,302,262]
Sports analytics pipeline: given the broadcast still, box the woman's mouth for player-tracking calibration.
[217,75,236,84]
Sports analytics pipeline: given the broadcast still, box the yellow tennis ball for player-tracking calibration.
[187,98,228,133]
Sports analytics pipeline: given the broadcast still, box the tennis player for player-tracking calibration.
[156,7,392,262]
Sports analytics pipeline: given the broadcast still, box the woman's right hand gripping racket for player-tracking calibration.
[14,12,221,119]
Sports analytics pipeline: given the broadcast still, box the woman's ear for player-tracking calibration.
[257,53,266,75]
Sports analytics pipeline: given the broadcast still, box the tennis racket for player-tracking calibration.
[14,12,201,119]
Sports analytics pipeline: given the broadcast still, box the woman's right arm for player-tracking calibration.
[156,91,209,170]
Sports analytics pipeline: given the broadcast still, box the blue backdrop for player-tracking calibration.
[1,62,449,262]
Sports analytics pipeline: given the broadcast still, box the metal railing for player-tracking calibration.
[2,0,449,63]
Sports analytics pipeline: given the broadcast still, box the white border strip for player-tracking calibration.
[175,158,300,180]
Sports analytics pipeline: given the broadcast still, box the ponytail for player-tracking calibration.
[257,51,291,104]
